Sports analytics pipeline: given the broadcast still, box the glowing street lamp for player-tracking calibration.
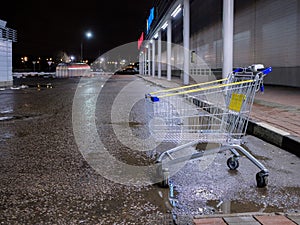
[81,31,93,62]
[47,58,53,71]
[32,61,36,72]
[86,31,92,38]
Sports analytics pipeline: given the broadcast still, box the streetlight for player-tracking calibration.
[32,61,36,72]
[81,31,93,62]
[47,58,53,71]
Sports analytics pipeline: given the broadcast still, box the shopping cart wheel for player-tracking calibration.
[227,156,239,170]
[256,171,268,188]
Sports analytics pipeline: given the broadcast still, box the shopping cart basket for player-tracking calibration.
[145,65,272,188]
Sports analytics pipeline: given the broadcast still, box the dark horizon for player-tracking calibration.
[2,0,155,64]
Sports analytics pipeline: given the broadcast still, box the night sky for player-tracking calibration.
[2,0,154,61]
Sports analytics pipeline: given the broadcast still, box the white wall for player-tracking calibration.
[0,39,13,86]
[189,0,300,87]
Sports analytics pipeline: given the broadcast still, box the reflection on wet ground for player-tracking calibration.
[166,139,300,223]
[0,77,176,224]
[207,199,282,214]
[0,76,299,225]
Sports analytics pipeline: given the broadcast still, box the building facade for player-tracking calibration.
[140,0,300,87]
[55,63,91,78]
[0,19,17,87]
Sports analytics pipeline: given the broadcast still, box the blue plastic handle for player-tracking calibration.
[151,96,160,102]
[234,68,243,73]
[263,67,272,75]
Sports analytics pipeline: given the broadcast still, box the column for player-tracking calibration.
[158,30,162,79]
[148,44,151,76]
[152,40,156,77]
[142,53,144,75]
[222,0,234,79]
[167,18,172,81]
[144,50,147,75]
[183,0,190,85]
[139,53,142,75]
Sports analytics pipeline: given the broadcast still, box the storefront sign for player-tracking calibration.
[146,7,155,34]
[138,32,144,50]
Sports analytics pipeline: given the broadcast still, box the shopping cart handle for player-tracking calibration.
[234,68,244,73]
[151,96,160,102]
[145,94,160,102]
[262,67,272,75]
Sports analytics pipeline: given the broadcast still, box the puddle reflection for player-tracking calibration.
[206,199,284,214]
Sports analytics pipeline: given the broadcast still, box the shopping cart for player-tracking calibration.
[145,65,272,188]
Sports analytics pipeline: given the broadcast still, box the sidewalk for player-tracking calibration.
[252,85,300,137]
[247,85,300,157]
[138,75,300,157]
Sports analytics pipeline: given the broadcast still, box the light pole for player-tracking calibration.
[32,61,36,72]
[80,31,93,62]
[47,60,53,72]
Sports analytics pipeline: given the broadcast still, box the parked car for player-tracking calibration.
[114,67,139,75]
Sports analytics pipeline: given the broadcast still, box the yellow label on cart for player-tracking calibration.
[229,93,246,112]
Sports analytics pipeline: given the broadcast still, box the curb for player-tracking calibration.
[139,75,300,157]
[0,80,13,88]
[194,212,300,219]
[247,120,300,157]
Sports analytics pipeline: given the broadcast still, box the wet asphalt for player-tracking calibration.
[0,74,299,225]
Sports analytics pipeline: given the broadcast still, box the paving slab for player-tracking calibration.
[223,216,261,225]
[287,215,300,225]
[255,215,297,225]
[193,217,227,225]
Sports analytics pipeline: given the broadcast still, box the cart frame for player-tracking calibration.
[145,65,272,188]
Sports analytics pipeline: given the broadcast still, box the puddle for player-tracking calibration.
[206,199,284,214]
[195,142,271,161]
[128,121,144,127]
[169,184,300,220]
[0,109,13,114]
[0,132,14,139]
[0,131,14,143]
[166,177,300,220]
[241,144,271,161]
[109,121,144,127]
[0,114,43,122]
[196,142,220,151]
[0,116,14,121]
